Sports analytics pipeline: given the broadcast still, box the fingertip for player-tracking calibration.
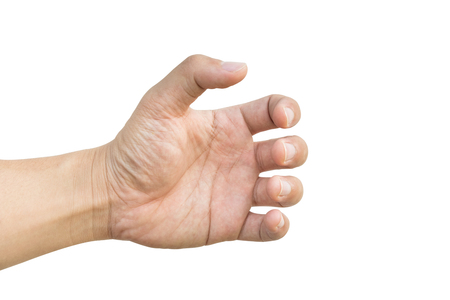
[266,175,283,200]
[271,104,289,129]
[216,60,248,87]
[221,61,247,73]
[284,101,301,128]
[271,139,286,166]
[295,178,304,203]
[282,176,303,206]
[270,98,301,129]
[239,211,290,242]
[276,211,285,229]
[269,175,293,200]
[240,94,300,135]
[285,107,295,127]
[255,175,303,207]
[270,136,307,168]
[264,210,289,239]
[279,177,292,199]
[183,54,248,90]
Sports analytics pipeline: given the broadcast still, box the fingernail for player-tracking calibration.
[277,213,285,229]
[285,107,295,127]
[284,143,296,162]
[279,179,292,196]
[221,61,246,72]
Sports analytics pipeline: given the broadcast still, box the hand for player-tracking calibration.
[102,55,308,248]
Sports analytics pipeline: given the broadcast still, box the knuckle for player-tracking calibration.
[254,143,266,172]
[184,54,205,67]
[252,178,262,206]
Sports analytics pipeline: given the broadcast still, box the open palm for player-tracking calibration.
[103,55,307,248]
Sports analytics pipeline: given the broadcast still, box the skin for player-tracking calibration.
[0,55,307,269]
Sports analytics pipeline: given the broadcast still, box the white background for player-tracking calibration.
[0,0,449,299]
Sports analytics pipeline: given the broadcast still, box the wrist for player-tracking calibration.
[68,145,112,243]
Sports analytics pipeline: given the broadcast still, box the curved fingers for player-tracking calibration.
[254,135,308,173]
[253,176,303,207]
[238,210,289,242]
[240,94,301,135]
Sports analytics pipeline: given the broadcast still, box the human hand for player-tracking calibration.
[101,55,308,248]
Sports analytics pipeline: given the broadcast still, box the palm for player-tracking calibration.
[109,107,258,248]
[104,55,306,248]
[163,108,260,246]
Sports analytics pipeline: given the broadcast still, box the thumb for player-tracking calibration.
[142,54,247,114]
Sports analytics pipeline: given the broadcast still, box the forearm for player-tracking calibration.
[0,147,111,269]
